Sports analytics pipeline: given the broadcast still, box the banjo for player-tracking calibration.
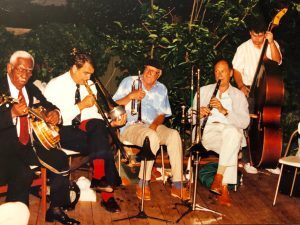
[1,94,60,150]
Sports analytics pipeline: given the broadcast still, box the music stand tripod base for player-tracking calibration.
[175,150,223,223]
[113,136,174,223]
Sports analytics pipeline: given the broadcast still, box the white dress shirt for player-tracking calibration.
[44,71,102,126]
[232,39,282,86]
[207,90,233,125]
[7,74,30,137]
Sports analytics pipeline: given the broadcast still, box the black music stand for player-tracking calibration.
[113,136,173,223]
[175,143,223,223]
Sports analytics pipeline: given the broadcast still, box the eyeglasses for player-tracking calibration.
[12,65,33,75]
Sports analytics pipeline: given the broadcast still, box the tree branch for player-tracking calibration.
[189,0,197,32]
[142,23,152,35]
[214,6,254,49]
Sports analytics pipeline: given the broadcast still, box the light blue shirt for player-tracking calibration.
[113,76,172,132]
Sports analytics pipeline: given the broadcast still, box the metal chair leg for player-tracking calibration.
[118,150,121,176]
[273,164,284,206]
[290,167,298,197]
[161,145,165,185]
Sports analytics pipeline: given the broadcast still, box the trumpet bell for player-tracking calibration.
[109,105,126,120]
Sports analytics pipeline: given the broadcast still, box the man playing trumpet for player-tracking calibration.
[113,59,189,200]
[192,58,250,206]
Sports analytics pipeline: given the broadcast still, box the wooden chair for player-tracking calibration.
[273,122,300,206]
[0,166,47,216]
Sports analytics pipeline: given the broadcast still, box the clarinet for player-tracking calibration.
[200,80,221,135]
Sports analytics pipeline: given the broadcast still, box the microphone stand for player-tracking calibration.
[175,68,223,223]
[113,136,173,223]
[175,144,223,223]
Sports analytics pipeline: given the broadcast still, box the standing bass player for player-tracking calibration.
[232,17,283,174]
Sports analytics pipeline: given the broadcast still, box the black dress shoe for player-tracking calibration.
[101,197,121,213]
[90,177,113,193]
[46,207,80,225]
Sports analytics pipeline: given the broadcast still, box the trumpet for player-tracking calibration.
[131,71,143,123]
[84,79,129,163]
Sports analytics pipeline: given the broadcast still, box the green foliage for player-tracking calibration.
[0,23,110,82]
[0,1,75,28]
[0,26,16,74]
[68,0,141,35]
[0,0,299,139]
[106,1,258,124]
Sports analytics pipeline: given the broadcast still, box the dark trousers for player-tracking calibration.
[59,119,121,186]
[19,143,71,208]
[0,156,34,205]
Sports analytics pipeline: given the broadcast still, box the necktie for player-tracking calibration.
[18,90,29,145]
[72,84,81,127]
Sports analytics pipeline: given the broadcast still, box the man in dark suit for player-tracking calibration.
[0,50,80,224]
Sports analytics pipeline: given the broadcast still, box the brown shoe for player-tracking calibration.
[218,185,232,207]
[136,185,151,200]
[210,174,223,195]
[171,187,190,201]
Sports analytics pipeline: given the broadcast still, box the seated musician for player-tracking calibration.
[44,52,127,213]
[192,58,250,206]
[113,59,190,201]
[0,50,80,224]
[232,18,282,174]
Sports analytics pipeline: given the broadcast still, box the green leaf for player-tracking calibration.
[149,34,158,39]
[161,37,170,44]
[113,21,122,28]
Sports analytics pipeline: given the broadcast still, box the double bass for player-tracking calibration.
[248,8,287,168]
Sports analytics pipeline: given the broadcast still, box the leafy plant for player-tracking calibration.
[0,23,110,82]
[106,1,258,125]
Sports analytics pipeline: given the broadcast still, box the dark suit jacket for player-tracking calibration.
[0,76,59,157]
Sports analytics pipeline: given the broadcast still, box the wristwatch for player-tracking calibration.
[224,110,228,116]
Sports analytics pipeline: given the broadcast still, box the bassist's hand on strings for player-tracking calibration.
[265,31,274,44]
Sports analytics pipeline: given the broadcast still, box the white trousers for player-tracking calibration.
[0,202,30,225]
[202,123,243,184]
[122,124,183,181]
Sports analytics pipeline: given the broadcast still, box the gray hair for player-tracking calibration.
[9,51,35,67]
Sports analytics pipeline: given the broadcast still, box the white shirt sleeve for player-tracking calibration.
[44,76,81,126]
